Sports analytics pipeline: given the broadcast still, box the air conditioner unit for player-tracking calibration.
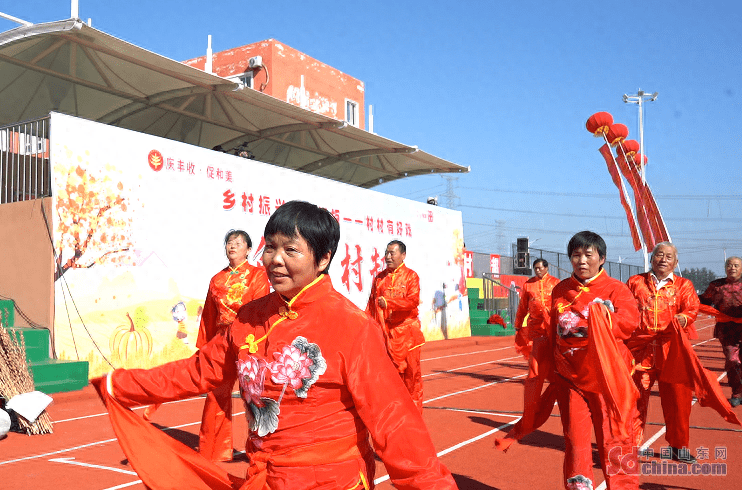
[248,56,263,69]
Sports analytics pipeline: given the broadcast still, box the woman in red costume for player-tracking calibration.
[144,230,270,462]
[551,231,640,490]
[197,230,271,461]
[98,201,457,490]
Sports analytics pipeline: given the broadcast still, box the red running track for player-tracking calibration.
[2,315,740,489]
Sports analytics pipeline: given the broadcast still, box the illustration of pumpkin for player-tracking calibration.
[110,312,153,362]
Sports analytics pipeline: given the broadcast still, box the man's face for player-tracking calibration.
[570,246,605,281]
[385,244,406,270]
[651,245,677,280]
[726,258,742,282]
[533,262,548,279]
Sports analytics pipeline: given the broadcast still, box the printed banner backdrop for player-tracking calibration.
[50,113,469,377]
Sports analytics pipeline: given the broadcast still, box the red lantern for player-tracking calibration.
[621,139,640,157]
[632,152,648,166]
[606,123,629,146]
[586,112,613,136]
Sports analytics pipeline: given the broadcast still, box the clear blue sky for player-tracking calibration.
[3,0,741,275]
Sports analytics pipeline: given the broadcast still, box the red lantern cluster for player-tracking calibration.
[586,110,665,254]
[586,113,649,166]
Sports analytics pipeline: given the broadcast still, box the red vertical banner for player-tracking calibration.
[489,254,500,274]
[599,144,643,251]
[464,250,474,278]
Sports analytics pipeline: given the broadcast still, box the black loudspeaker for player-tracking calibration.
[514,237,531,275]
[517,237,529,254]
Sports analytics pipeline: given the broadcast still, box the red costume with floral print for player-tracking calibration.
[625,272,699,449]
[103,276,456,490]
[552,270,641,490]
[196,260,270,461]
[366,263,425,411]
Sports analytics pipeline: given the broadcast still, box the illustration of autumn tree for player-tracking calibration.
[54,162,135,281]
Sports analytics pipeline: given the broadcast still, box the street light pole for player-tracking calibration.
[623,89,658,271]
[623,90,658,185]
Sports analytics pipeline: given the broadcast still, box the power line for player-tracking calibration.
[459,186,741,201]
[458,204,742,223]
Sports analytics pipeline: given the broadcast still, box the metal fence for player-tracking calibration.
[1,117,51,204]
[526,247,644,282]
[480,272,519,327]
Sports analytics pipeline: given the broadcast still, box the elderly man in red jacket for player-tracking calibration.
[625,242,700,463]
[700,256,742,406]
[366,240,425,412]
[514,258,561,361]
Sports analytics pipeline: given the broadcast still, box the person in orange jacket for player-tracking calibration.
[625,242,700,462]
[146,230,270,462]
[366,240,425,412]
[196,230,271,461]
[98,201,457,490]
[497,258,560,450]
[514,258,560,360]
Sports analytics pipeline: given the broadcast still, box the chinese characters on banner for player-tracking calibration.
[490,254,500,274]
[50,113,470,375]
[464,250,474,278]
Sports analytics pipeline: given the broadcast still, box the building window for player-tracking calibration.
[233,72,253,89]
[345,99,359,127]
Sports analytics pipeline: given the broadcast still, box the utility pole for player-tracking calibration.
[623,89,657,271]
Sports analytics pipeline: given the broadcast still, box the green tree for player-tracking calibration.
[681,267,719,293]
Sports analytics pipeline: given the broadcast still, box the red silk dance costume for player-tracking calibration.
[625,272,699,449]
[366,263,426,412]
[552,270,641,490]
[513,272,560,359]
[196,261,270,461]
[101,275,456,490]
[495,273,560,451]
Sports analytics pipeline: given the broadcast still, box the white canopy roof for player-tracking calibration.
[0,19,468,188]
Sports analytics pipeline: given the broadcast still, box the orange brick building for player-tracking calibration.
[183,39,366,130]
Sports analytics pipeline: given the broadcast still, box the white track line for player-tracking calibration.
[424,373,527,404]
[0,411,244,466]
[49,457,137,475]
[101,481,143,490]
[54,393,226,424]
[423,355,524,379]
[423,346,512,362]
[374,419,518,485]
[593,343,726,490]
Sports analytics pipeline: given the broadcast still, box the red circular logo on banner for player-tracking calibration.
[148,150,164,172]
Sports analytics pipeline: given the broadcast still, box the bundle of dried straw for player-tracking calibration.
[0,328,53,435]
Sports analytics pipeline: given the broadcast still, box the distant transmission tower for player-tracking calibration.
[496,220,506,255]
[440,176,459,209]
